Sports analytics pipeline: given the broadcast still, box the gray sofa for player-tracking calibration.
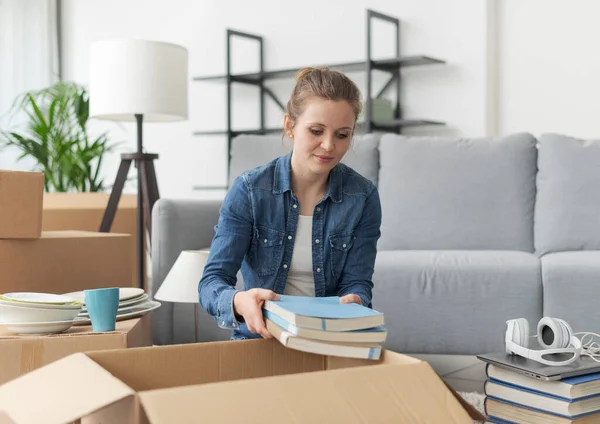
[150,132,600,355]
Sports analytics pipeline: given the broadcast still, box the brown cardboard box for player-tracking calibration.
[0,230,134,293]
[0,170,44,239]
[0,315,152,385]
[0,339,485,423]
[42,193,143,287]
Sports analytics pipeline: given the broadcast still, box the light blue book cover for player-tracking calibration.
[264,309,387,334]
[268,295,382,319]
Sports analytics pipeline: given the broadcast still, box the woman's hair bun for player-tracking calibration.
[295,67,315,81]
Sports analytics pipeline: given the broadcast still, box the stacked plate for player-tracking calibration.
[0,292,83,335]
[62,288,161,326]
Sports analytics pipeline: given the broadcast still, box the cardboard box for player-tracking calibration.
[0,170,44,239]
[0,339,485,423]
[0,230,134,293]
[42,193,143,287]
[0,315,152,385]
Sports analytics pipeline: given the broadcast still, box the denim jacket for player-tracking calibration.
[198,151,382,340]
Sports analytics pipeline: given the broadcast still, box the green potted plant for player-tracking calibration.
[0,81,118,192]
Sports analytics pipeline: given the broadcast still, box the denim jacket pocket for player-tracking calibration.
[329,233,355,280]
[249,226,285,277]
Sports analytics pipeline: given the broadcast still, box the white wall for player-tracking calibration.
[498,0,600,138]
[61,0,492,198]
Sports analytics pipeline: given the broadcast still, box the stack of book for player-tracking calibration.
[484,363,600,423]
[262,295,386,360]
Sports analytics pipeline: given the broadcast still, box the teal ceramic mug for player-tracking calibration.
[84,288,119,332]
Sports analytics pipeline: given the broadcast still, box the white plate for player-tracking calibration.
[1,292,80,305]
[81,293,149,312]
[79,295,151,317]
[63,288,145,303]
[0,320,74,335]
[0,298,82,310]
[73,300,161,326]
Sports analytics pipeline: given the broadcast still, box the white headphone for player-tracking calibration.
[505,317,583,366]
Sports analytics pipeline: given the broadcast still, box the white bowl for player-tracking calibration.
[0,299,82,310]
[0,302,81,323]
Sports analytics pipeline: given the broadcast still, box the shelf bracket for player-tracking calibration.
[263,86,286,111]
[376,75,397,99]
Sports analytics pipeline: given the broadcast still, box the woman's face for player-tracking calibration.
[285,97,355,177]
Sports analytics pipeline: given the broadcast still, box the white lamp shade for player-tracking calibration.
[155,249,210,303]
[89,39,189,122]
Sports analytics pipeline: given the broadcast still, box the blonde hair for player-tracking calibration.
[285,66,362,131]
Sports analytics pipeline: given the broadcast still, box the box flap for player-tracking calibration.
[0,411,15,424]
[0,353,134,423]
[40,230,127,239]
[138,361,473,423]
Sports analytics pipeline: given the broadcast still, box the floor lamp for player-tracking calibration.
[154,249,211,343]
[89,39,188,290]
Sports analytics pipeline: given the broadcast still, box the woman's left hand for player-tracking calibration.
[339,294,362,305]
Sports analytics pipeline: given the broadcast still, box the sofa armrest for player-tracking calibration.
[150,198,222,344]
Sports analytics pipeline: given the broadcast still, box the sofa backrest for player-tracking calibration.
[229,133,381,188]
[534,133,600,255]
[377,132,538,252]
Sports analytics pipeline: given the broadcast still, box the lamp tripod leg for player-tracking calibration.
[194,303,199,343]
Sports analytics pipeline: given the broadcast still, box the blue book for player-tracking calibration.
[486,363,600,400]
[485,396,600,423]
[262,295,384,331]
[485,379,600,419]
[263,309,387,343]
[265,314,382,360]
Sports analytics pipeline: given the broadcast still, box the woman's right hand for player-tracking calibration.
[233,288,280,339]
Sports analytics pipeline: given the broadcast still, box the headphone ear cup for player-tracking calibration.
[557,318,574,348]
[509,318,530,348]
[538,317,572,349]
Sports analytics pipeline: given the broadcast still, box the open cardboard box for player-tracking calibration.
[0,316,152,385]
[0,339,486,423]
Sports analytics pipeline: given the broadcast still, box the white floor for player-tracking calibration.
[410,353,487,394]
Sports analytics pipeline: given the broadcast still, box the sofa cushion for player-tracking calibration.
[229,135,290,188]
[377,133,538,251]
[373,250,542,355]
[229,133,381,188]
[541,251,600,333]
[534,133,600,255]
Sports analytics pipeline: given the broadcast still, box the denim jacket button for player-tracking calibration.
[316,267,321,273]
[316,207,321,212]
[288,235,292,240]
[283,264,288,269]
[315,239,320,244]
[292,204,297,209]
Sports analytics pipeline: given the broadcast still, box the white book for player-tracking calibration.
[266,318,382,360]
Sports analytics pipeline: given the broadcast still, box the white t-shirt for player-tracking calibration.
[283,215,315,297]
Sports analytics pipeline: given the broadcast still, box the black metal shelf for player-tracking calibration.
[191,8,447,184]
[193,128,283,137]
[371,119,446,130]
[192,56,445,82]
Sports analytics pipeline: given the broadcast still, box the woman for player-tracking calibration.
[198,66,382,340]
